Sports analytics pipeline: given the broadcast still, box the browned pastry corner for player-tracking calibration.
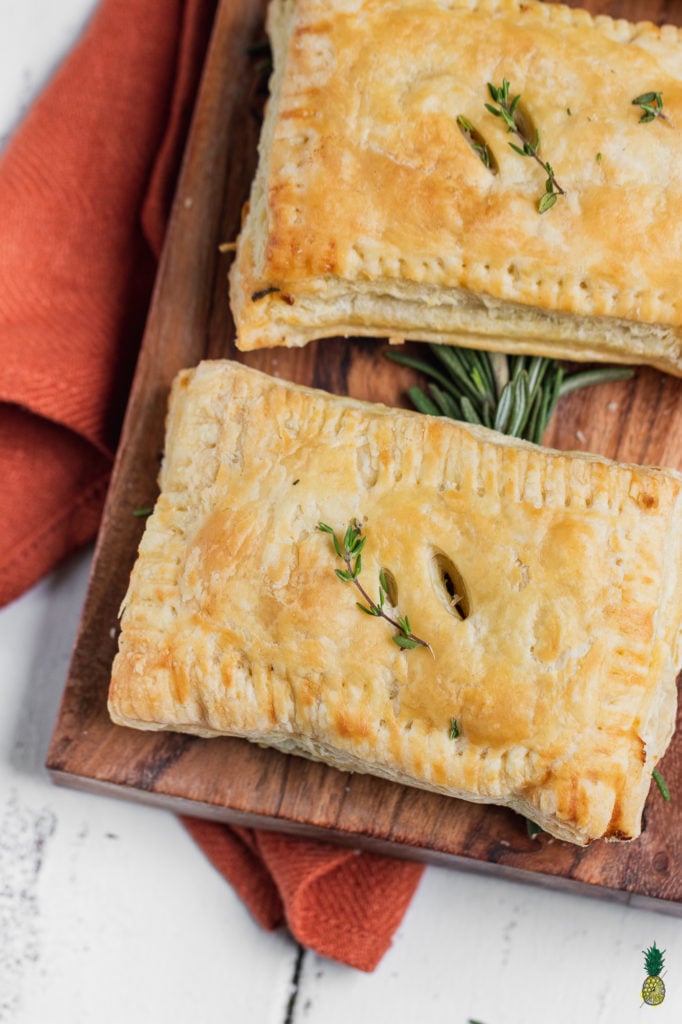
[109,360,682,845]
[230,0,682,375]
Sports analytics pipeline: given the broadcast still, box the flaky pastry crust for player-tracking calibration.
[108,360,682,845]
[230,0,682,374]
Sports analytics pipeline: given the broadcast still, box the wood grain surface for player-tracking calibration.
[47,0,682,910]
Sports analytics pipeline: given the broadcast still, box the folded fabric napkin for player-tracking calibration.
[0,0,423,971]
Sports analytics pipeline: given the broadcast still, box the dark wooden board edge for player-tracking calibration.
[47,766,682,917]
[46,0,682,911]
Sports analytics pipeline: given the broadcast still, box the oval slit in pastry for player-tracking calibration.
[430,551,469,620]
[456,115,498,174]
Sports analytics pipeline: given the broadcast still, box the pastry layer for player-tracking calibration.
[230,0,682,374]
[109,360,682,844]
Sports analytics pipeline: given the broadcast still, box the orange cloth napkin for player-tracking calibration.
[0,0,424,971]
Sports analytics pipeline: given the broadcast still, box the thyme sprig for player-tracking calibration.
[485,79,564,213]
[385,344,633,444]
[318,521,432,653]
[632,91,668,124]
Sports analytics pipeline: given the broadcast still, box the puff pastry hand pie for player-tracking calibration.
[230,0,682,376]
[108,360,682,845]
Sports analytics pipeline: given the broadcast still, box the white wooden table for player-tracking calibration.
[1,4,680,1022]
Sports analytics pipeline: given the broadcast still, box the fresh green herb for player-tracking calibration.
[596,151,602,162]
[385,345,633,444]
[132,507,153,518]
[652,768,671,802]
[449,717,461,739]
[526,818,544,839]
[456,115,493,169]
[318,521,432,653]
[485,79,564,212]
[632,91,667,124]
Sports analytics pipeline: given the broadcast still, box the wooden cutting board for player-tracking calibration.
[47,0,682,911]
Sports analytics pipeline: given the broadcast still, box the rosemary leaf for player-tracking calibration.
[533,383,553,445]
[407,386,441,416]
[493,380,514,432]
[526,355,550,398]
[428,383,462,419]
[545,364,565,425]
[386,350,469,407]
[558,365,634,396]
[460,395,484,426]
[525,386,545,445]
[470,348,496,395]
[428,344,484,405]
[507,371,530,436]
[490,352,510,397]
[385,349,459,391]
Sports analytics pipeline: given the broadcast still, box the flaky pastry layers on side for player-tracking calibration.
[109,361,682,845]
[230,0,682,375]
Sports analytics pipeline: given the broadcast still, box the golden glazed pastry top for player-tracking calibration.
[109,360,682,845]
[230,0,682,371]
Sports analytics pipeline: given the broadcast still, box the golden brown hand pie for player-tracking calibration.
[230,0,682,375]
[108,360,682,845]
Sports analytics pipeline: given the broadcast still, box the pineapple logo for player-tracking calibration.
[641,942,666,1006]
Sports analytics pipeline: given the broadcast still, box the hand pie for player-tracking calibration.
[230,0,682,376]
[108,360,682,845]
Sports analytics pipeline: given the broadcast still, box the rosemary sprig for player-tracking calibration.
[318,521,432,653]
[385,344,634,444]
[485,79,564,213]
[632,91,668,124]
